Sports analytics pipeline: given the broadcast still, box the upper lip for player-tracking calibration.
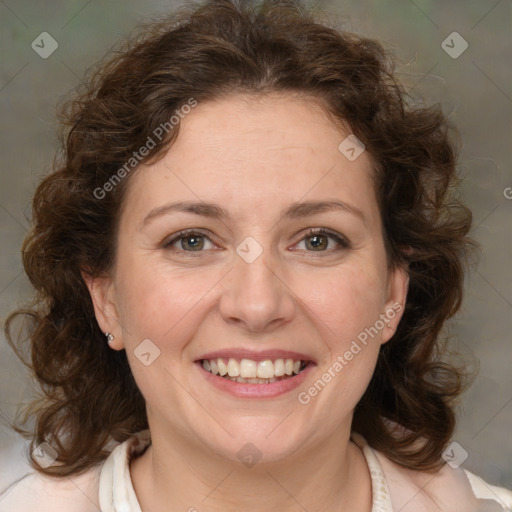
[196,349,316,363]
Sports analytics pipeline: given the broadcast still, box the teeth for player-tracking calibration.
[274,359,285,376]
[227,358,240,377]
[217,359,228,376]
[240,359,257,378]
[201,357,307,381]
[257,360,274,379]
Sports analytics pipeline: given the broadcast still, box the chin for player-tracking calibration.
[195,417,306,465]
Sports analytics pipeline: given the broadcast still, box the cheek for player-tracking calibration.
[114,255,218,345]
[295,265,386,412]
[298,262,387,345]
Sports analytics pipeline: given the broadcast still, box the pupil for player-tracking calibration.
[309,235,326,250]
[185,236,203,250]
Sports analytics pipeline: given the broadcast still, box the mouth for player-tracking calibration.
[198,357,311,384]
[194,349,316,398]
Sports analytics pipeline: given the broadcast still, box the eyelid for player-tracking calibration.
[294,227,351,251]
[163,227,350,254]
[162,228,217,249]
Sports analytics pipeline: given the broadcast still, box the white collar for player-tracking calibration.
[99,430,393,512]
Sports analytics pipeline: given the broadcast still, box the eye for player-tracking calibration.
[163,227,350,255]
[294,228,350,253]
[163,229,215,253]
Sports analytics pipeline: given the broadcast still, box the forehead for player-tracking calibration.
[122,92,380,227]
[175,92,354,158]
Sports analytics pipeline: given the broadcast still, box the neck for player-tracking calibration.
[130,424,373,512]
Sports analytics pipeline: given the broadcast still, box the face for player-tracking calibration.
[86,93,408,464]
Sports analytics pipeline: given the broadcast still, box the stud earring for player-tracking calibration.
[106,332,115,345]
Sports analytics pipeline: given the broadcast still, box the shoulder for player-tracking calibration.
[352,432,512,512]
[376,451,511,511]
[0,431,151,512]
[0,465,102,512]
[464,469,512,510]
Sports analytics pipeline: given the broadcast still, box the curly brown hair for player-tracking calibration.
[4,0,476,477]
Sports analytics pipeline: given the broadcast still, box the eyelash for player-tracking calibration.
[162,227,350,256]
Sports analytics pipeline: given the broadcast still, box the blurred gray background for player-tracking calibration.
[1,0,511,499]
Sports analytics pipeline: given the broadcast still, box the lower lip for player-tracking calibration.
[195,361,315,399]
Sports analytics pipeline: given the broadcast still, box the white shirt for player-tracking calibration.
[1,430,511,511]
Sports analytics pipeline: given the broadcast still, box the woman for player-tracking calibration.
[2,0,511,510]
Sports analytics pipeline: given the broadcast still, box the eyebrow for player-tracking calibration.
[142,199,366,226]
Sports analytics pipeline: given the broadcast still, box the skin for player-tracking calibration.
[84,92,409,512]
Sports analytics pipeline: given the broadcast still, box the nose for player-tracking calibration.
[218,247,296,333]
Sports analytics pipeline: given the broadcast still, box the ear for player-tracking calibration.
[81,269,124,350]
[380,263,409,345]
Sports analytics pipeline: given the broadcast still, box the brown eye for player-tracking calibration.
[296,228,350,252]
[164,230,214,252]
[305,233,328,251]
[179,234,205,251]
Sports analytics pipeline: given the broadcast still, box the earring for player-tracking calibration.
[106,332,115,345]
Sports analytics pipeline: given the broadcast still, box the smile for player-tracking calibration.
[201,357,308,384]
